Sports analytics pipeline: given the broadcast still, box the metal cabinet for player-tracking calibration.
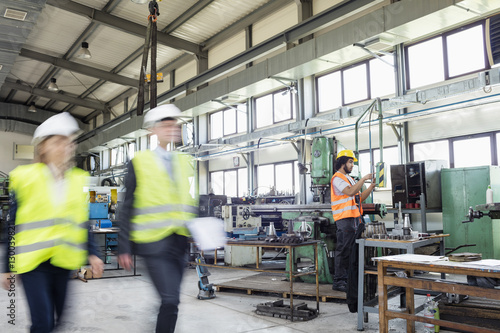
[391,160,446,209]
[441,166,500,259]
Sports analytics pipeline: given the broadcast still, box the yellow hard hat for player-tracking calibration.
[336,150,357,162]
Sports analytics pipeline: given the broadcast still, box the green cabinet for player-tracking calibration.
[441,166,500,259]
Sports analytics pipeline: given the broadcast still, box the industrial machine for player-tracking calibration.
[442,166,500,259]
[195,254,216,300]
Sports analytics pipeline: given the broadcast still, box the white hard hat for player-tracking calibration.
[143,104,182,129]
[32,112,82,145]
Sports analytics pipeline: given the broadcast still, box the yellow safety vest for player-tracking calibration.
[330,172,363,221]
[9,164,89,274]
[130,150,198,243]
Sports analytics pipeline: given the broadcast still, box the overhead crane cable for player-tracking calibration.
[137,1,160,116]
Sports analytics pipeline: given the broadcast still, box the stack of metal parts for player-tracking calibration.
[255,300,318,321]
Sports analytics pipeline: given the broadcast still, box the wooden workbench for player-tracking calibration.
[374,254,500,333]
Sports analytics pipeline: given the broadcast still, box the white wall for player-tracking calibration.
[0,132,33,174]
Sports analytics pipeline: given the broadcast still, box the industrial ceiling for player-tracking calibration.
[2,0,500,153]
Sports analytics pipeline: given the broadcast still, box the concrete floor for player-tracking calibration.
[1,254,451,333]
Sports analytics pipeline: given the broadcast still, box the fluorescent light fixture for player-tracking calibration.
[130,0,148,4]
[47,78,59,92]
[77,42,91,59]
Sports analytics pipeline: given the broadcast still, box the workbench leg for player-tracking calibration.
[406,270,415,333]
[289,246,294,321]
[378,262,388,333]
[315,243,319,313]
[440,239,446,279]
[357,240,365,331]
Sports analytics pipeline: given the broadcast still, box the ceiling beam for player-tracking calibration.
[3,80,107,111]
[19,49,138,87]
[46,0,202,55]
[163,0,215,34]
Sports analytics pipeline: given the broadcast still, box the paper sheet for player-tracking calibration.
[463,259,500,267]
[187,217,227,251]
[373,254,448,263]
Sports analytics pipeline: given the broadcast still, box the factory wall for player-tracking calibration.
[0,131,33,174]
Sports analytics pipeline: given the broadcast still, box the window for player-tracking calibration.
[224,170,237,197]
[210,106,247,140]
[256,162,297,195]
[407,37,445,89]
[150,134,158,150]
[211,171,224,195]
[446,24,486,77]
[275,163,293,194]
[343,63,368,104]
[210,112,223,139]
[317,71,341,112]
[369,55,395,98]
[102,150,109,170]
[453,136,491,168]
[128,142,136,160]
[210,169,248,196]
[255,90,295,129]
[111,147,124,166]
[294,161,299,194]
[412,140,450,167]
[257,164,274,195]
[238,168,248,196]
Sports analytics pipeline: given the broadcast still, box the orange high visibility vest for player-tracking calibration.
[330,172,363,221]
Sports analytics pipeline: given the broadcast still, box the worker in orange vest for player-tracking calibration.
[331,150,376,292]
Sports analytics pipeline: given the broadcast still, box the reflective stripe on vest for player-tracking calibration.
[131,151,198,243]
[330,172,363,221]
[9,164,89,274]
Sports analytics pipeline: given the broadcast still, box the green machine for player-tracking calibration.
[442,166,500,259]
[285,137,337,283]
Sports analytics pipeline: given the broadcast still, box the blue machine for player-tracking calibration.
[195,254,215,300]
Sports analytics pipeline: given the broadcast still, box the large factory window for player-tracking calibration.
[210,112,223,139]
[317,71,341,112]
[369,55,395,98]
[453,136,491,168]
[210,168,248,197]
[407,37,445,89]
[446,24,485,78]
[256,164,274,195]
[255,89,295,129]
[357,147,398,188]
[224,170,237,197]
[256,161,297,196]
[412,140,450,167]
[407,22,487,89]
[101,150,109,170]
[275,163,293,194]
[210,106,247,140]
[150,134,158,150]
[128,142,136,160]
[238,168,248,197]
[343,63,368,104]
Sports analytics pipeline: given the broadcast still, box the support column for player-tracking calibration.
[296,0,313,43]
[245,25,253,68]
[395,43,409,164]
[195,51,209,90]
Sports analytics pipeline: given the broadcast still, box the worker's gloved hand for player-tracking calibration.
[118,253,134,271]
[88,254,104,278]
[1,273,15,291]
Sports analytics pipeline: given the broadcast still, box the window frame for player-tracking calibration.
[254,88,296,129]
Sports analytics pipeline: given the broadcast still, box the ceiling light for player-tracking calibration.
[47,78,59,92]
[130,0,148,4]
[77,42,91,59]
[27,103,36,113]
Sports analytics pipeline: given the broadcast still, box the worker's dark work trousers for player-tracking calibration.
[142,234,188,333]
[21,261,71,333]
[333,217,358,285]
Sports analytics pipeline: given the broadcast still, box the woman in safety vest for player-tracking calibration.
[118,104,198,333]
[2,112,104,332]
